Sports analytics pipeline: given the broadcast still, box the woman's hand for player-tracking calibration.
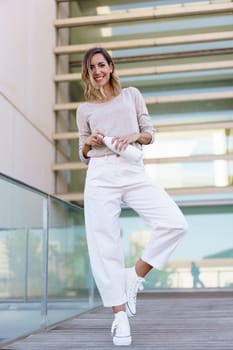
[112,132,152,151]
[112,133,140,151]
[82,130,104,159]
[85,130,104,148]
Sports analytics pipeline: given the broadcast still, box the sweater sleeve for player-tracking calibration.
[76,104,91,165]
[130,87,155,144]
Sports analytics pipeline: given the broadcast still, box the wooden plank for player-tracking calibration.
[52,162,87,171]
[155,120,233,133]
[54,186,233,202]
[54,60,233,82]
[54,91,233,111]
[168,185,233,196]
[54,3,233,28]
[53,132,79,140]
[55,192,84,202]
[52,153,233,171]
[53,121,233,140]
[54,31,233,55]
[68,48,233,67]
[144,153,233,164]
[145,91,233,104]
[3,293,233,349]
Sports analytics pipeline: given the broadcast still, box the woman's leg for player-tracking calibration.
[123,174,187,317]
[123,175,188,271]
[85,181,132,346]
[84,184,128,307]
[112,304,126,313]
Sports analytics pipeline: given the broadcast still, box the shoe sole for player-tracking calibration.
[113,335,132,346]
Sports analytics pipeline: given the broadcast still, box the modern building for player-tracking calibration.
[1,1,233,346]
[1,0,233,289]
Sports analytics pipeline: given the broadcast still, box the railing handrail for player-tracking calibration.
[0,172,82,211]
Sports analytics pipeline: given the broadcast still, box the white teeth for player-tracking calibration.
[95,76,104,81]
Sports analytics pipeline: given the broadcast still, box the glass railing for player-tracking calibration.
[121,205,233,289]
[0,173,100,347]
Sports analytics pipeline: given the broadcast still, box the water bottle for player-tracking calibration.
[103,136,143,162]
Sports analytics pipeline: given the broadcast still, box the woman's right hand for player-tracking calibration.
[85,130,104,148]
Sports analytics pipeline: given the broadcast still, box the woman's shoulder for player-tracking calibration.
[122,86,141,96]
[77,101,92,114]
[76,102,91,122]
[122,86,143,101]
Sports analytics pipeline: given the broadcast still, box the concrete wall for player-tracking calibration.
[0,0,56,194]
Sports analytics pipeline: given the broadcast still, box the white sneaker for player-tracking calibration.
[125,267,144,317]
[111,311,132,346]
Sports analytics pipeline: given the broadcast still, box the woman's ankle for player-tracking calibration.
[135,259,153,278]
[112,304,126,314]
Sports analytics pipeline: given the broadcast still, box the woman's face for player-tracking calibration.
[89,53,113,89]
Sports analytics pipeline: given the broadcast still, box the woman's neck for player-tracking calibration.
[91,86,120,103]
[102,86,115,101]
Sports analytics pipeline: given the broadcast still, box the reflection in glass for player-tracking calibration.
[46,198,95,326]
[0,175,99,345]
[120,205,233,289]
[0,178,44,344]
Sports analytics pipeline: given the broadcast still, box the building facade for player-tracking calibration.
[1,0,233,289]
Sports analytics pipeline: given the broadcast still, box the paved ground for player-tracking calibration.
[2,291,233,350]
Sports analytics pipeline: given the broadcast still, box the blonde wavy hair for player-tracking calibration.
[81,47,121,101]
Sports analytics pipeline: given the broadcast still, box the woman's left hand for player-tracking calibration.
[112,133,140,151]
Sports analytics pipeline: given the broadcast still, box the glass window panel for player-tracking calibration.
[120,70,233,88]
[144,129,233,158]
[113,40,233,58]
[151,111,233,126]
[149,100,233,125]
[145,160,233,188]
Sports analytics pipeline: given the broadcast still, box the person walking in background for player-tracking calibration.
[191,261,205,288]
[76,47,188,346]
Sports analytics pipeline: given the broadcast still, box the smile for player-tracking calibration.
[94,76,105,82]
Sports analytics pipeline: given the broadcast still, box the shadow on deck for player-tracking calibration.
[2,290,233,350]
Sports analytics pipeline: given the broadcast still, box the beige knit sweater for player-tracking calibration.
[76,87,155,164]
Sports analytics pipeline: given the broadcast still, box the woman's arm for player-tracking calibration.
[131,87,155,144]
[136,132,152,145]
[82,143,92,159]
[76,104,104,163]
[82,131,105,158]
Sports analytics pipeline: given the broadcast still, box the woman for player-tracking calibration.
[76,47,188,346]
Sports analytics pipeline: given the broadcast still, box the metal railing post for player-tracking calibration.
[24,229,30,303]
[41,197,49,329]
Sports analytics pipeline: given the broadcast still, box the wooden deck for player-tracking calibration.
[2,291,233,350]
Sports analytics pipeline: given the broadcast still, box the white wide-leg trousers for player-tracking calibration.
[84,156,188,307]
